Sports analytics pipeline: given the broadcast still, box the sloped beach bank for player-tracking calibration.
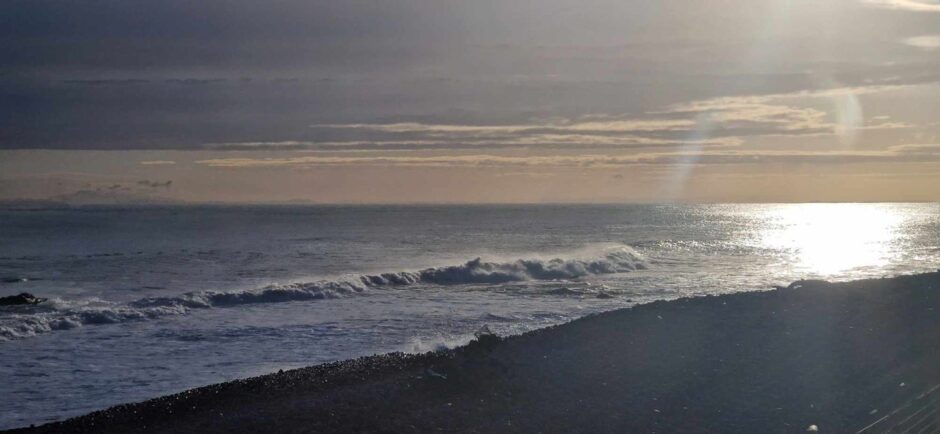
[14,272,940,433]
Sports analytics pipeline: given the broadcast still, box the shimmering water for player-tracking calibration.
[1,203,938,429]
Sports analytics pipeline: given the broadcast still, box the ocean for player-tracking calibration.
[1,203,938,429]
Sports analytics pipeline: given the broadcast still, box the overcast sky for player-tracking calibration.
[3,0,940,203]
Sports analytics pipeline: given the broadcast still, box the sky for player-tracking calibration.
[2,0,940,203]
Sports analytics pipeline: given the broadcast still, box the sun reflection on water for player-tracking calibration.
[758,204,904,276]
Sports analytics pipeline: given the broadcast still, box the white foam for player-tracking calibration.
[0,245,646,342]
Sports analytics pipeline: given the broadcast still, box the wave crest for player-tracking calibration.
[365,246,644,286]
[0,246,644,341]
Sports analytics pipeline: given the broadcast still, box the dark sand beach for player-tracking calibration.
[12,272,940,433]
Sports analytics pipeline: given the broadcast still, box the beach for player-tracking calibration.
[5,0,940,430]
[13,271,940,433]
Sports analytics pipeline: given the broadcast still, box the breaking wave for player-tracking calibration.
[360,246,644,286]
[0,246,644,341]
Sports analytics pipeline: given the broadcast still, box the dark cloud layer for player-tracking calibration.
[1,0,940,150]
[0,0,458,73]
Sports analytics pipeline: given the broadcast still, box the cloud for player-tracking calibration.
[200,115,744,152]
[658,84,913,147]
[302,118,704,149]
[666,98,830,132]
[862,0,940,12]
[903,35,940,50]
[204,136,741,152]
[888,143,940,154]
[4,0,940,156]
[63,79,153,86]
[192,83,917,155]
[137,180,173,189]
[45,183,178,205]
[140,160,177,165]
[47,189,179,205]
[196,155,619,168]
[313,119,696,134]
[312,99,857,141]
[194,144,940,169]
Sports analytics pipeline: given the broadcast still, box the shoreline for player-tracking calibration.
[12,271,940,433]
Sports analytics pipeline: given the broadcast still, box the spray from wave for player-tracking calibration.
[0,246,645,341]
[361,246,644,286]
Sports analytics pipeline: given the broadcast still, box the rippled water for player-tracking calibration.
[1,203,938,429]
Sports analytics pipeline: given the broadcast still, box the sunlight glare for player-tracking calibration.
[759,204,902,276]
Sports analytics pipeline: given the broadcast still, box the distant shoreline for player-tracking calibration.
[13,271,940,433]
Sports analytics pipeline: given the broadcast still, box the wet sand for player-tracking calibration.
[12,272,940,433]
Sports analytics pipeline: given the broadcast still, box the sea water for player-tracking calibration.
[1,203,938,428]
